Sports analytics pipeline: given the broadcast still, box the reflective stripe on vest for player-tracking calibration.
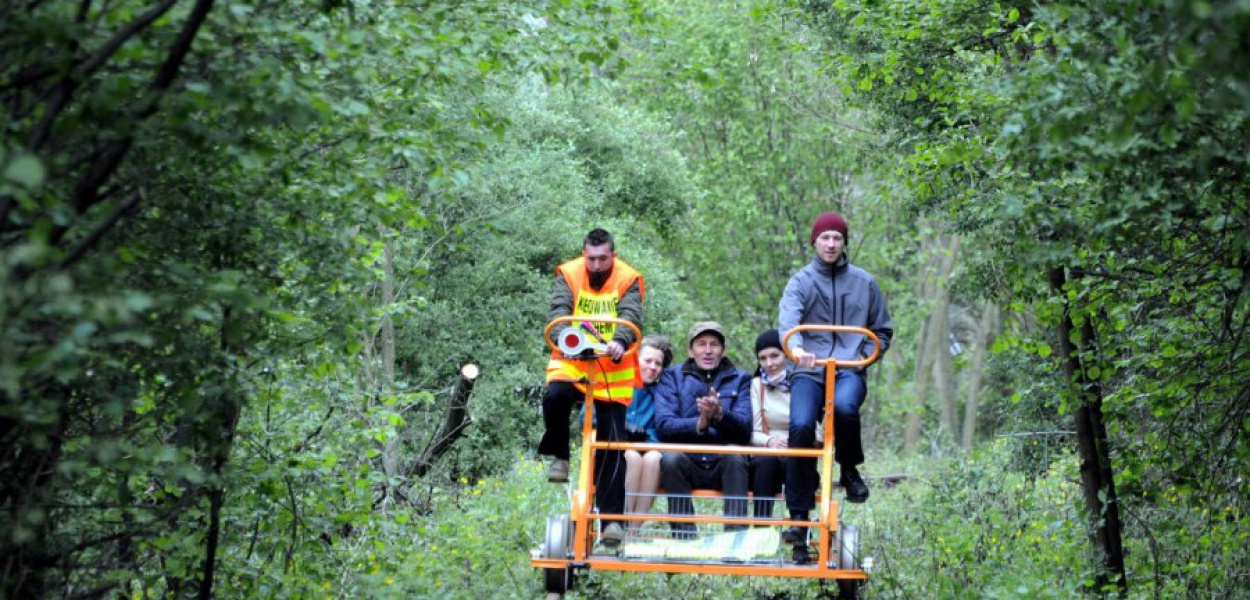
[545,356,639,403]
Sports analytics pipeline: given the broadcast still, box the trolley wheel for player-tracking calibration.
[837,524,861,599]
[542,515,576,594]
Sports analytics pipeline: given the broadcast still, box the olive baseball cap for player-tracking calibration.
[687,321,726,347]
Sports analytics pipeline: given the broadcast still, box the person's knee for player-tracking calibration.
[722,453,747,473]
[833,398,862,418]
[789,421,818,445]
[643,451,662,467]
[660,452,688,481]
[624,450,641,465]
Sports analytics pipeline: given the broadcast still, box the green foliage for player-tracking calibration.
[804,0,1248,595]
[1,0,661,597]
[864,446,1091,599]
[864,442,1247,599]
[618,0,918,368]
[374,77,701,477]
[4,0,1246,598]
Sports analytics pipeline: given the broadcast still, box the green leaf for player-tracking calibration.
[3,153,46,189]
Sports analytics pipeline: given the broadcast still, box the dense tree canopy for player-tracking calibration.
[2,0,1245,599]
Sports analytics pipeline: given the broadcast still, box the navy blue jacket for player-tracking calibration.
[655,358,752,465]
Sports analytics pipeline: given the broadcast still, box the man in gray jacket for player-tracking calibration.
[778,211,893,559]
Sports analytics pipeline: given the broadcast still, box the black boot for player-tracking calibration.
[841,466,870,503]
[782,510,808,546]
[791,543,812,565]
[782,526,807,545]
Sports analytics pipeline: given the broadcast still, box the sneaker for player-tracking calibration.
[782,526,807,546]
[601,523,624,546]
[842,466,869,503]
[547,459,569,483]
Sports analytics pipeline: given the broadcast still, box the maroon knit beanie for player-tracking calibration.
[809,212,849,244]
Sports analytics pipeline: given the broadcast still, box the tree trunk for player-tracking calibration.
[961,303,998,448]
[934,235,960,441]
[411,363,479,478]
[904,233,960,452]
[903,235,934,452]
[865,346,893,446]
[931,293,956,442]
[903,299,931,453]
[381,235,396,387]
[1048,266,1127,595]
[0,391,68,600]
[379,233,401,480]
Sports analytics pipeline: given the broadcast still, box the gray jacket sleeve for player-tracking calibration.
[611,279,643,347]
[546,276,574,345]
[866,278,893,356]
[778,274,805,353]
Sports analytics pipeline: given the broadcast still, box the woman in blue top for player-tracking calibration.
[624,335,672,533]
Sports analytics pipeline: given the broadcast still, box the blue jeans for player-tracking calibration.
[785,370,867,513]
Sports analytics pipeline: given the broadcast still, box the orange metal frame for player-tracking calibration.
[533,319,881,580]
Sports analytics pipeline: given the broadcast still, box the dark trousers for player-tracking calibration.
[751,457,820,517]
[660,452,748,535]
[785,370,867,513]
[750,456,784,518]
[537,381,626,518]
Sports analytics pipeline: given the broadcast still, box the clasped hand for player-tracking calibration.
[696,393,723,431]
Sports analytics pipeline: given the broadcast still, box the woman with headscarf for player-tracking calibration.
[748,328,822,520]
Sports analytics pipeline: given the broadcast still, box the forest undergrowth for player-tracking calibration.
[310,437,1243,600]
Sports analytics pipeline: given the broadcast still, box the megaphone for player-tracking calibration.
[557,327,608,357]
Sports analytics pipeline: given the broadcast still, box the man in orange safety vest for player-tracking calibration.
[537,228,645,546]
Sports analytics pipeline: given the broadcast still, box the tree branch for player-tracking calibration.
[29,0,180,150]
[79,0,180,82]
[55,187,144,271]
[68,0,214,221]
[292,405,336,454]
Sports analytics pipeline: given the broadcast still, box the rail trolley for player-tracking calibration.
[531,317,882,598]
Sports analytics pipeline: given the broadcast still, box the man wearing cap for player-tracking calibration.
[778,211,893,559]
[538,227,644,547]
[654,321,753,538]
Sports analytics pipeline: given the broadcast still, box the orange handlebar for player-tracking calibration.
[781,325,882,368]
[543,316,643,358]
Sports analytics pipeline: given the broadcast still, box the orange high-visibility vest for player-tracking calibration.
[545,257,646,404]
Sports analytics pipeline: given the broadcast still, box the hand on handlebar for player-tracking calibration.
[792,347,817,369]
[605,340,626,361]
